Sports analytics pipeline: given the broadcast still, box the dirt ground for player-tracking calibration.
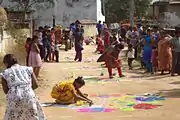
[0,45,180,120]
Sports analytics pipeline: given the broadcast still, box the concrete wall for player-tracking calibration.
[154,2,180,27]
[0,31,12,53]
[2,0,105,27]
[37,0,105,27]
[83,24,97,37]
[167,4,180,26]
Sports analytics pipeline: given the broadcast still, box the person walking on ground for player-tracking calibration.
[96,21,102,37]
[158,30,172,75]
[28,36,42,78]
[1,54,46,120]
[105,43,125,79]
[74,27,84,62]
[170,27,180,76]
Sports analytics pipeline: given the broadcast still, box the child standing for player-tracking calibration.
[54,41,60,62]
[127,44,135,70]
[49,28,55,62]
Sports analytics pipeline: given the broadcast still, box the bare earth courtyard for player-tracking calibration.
[0,45,180,120]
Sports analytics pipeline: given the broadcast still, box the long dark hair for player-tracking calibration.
[3,54,18,68]
[74,76,85,86]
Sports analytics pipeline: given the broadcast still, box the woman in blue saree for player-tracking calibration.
[143,29,153,73]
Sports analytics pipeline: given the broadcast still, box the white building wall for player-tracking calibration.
[2,0,105,27]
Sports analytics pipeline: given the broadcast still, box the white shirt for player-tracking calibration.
[127,49,135,58]
[38,32,43,45]
[126,30,132,39]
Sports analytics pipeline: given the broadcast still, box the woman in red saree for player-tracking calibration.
[158,31,172,75]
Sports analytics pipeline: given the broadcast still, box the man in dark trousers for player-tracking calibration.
[96,21,102,37]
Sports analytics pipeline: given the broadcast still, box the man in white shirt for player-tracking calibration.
[125,27,133,44]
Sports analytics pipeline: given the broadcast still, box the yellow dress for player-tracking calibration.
[51,80,75,104]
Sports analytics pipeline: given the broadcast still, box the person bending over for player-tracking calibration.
[51,77,93,105]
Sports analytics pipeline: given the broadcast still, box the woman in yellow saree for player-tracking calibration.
[51,77,93,105]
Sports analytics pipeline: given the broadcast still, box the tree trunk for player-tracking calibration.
[129,0,135,26]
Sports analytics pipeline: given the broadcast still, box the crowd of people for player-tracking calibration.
[24,20,85,78]
[0,20,87,119]
[95,22,180,78]
[1,19,180,120]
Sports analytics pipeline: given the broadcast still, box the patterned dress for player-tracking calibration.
[1,65,46,120]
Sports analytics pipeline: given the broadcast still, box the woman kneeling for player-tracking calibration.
[51,77,93,105]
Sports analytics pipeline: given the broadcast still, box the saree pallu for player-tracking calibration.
[158,39,172,71]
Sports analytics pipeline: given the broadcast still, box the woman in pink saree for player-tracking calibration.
[158,31,172,75]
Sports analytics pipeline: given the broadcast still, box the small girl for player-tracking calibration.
[28,36,42,78]
[127,44,135,70]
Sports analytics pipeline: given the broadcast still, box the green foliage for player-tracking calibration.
[135,0,152,17]
[105,0,152,22]
[105,0,129,22]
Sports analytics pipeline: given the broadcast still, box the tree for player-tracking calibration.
[104,0,129,23]
[8,0,55,12]
[135,0,152,17]
[104,0,152,23]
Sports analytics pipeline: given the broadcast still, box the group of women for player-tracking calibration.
[143,26,180,75]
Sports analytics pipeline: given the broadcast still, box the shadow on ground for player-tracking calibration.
[169,81,180,85]
[159,89,180,98]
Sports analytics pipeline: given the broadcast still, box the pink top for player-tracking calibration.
[30,43,37,52]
